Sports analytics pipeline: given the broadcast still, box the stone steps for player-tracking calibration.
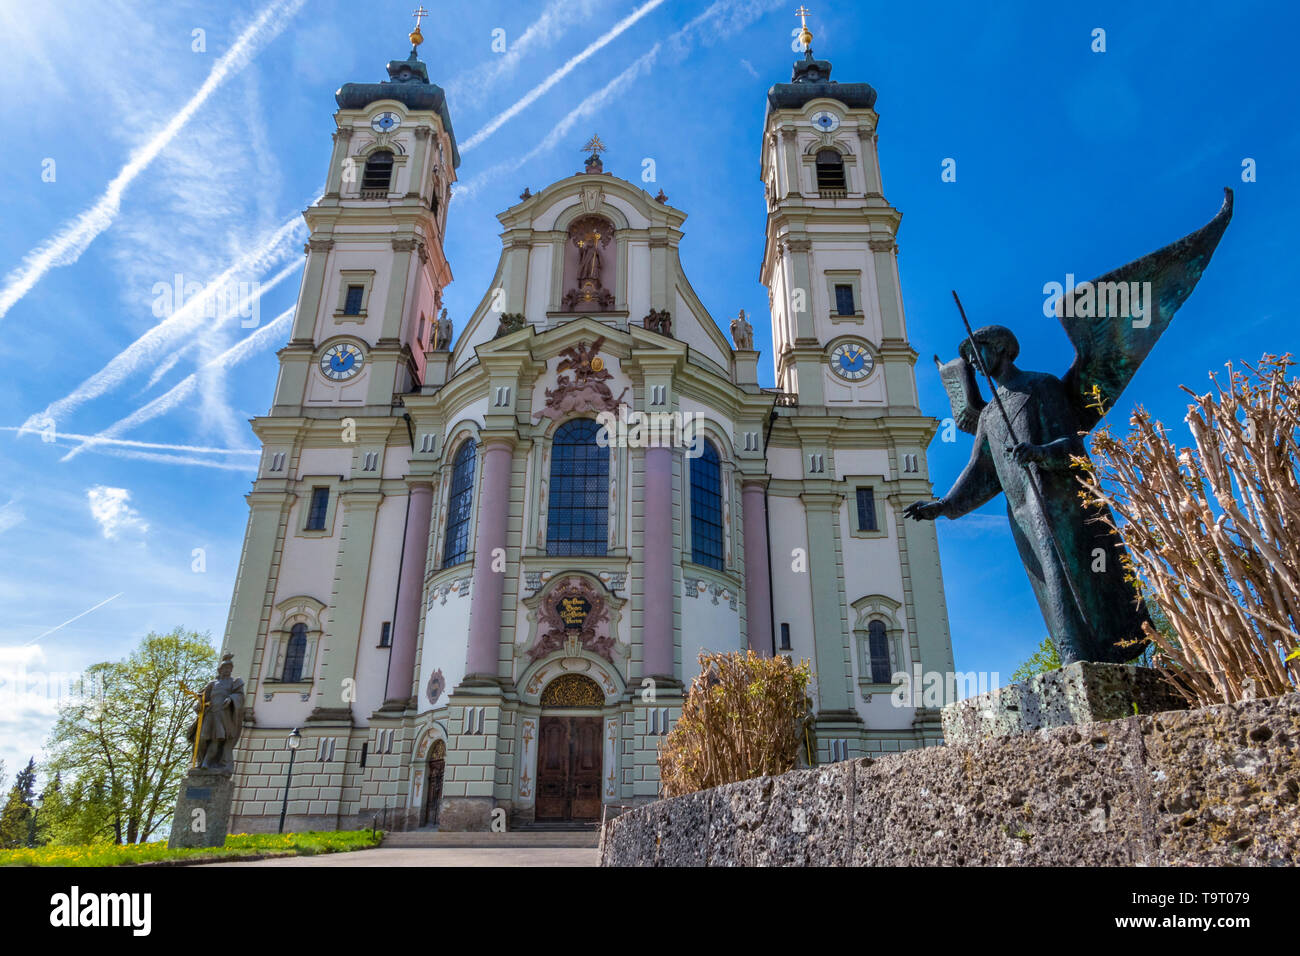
[382,830,601,848]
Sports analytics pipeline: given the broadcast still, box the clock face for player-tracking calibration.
[811,110,840,132]
[320,343,364,381]
[829,341,874,381]
[371,111,401,133]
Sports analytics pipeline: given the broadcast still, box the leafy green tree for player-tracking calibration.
[1010,637,1062,684]
[35,773,63,846]
[0,757,38,848]
[45,629,216,844]
[41,772,117,846]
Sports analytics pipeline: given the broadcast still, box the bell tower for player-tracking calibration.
[760,13,919,414]
[221,16,464,834]
[757,12,955,756]
[270,13,459,414]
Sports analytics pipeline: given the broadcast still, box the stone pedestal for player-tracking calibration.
[167,768,235,848]
[941,662,1187,745]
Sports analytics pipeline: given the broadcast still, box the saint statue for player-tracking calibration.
[186,653,246,773]
[905,190,1233,664]
[576,231,604,282]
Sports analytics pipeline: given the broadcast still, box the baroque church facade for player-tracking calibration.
[224,24,955,831]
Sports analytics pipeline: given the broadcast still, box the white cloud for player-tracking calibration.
[86,486,149,540]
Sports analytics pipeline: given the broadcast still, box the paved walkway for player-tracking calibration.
[202,847,597,867]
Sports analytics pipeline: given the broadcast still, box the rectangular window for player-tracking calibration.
[305,487,330,531]
[856,487,877,532]
[379,622,391,647]
[343,285,364,316]
[780,622,792,650]
[834,284,856,316]
[359,742,368,768]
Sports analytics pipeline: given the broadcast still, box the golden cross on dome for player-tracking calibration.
[795,5,813,48]
[581,134,608,156]
[410,6,429,48]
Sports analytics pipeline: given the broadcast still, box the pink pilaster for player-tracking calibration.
[643,446,674,677]
[465,436,513,680]
[385,481,434,704]
[741,479,773,655]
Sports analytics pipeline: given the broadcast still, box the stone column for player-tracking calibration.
[642,446,674,678]
[315,491,383,714]
[802,490,852,712]
[741,479,773,655]
[464,436,514,681]
[385,481,434,705]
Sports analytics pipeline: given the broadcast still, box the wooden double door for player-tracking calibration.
[536,716,603,822]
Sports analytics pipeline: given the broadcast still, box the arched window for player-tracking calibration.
[361,150,394,195]
[690,440,725,570]
[283,623,308,683]
[815,149,846,194]
[547,419,608,556]
[442,440,477,567]
[867,619,891,684]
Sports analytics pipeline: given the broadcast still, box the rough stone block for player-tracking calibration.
[853,718,1156,866]
[1143,692,1300,866]
[942,662,1186,745]
[168,769,234,849]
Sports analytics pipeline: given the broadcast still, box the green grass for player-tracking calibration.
[0,829,383,867]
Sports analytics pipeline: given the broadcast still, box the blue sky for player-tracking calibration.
[0,0,1295,780]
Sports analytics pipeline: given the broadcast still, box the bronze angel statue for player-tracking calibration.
[905,189,1233,664]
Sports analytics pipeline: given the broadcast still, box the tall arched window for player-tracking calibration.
[690,440,725,570]
[867,619,891,684]
[547,419,608,556]
[361,150,394,195]
[815,149,846,193]
[442,439,477,567]
[283,623,307,683]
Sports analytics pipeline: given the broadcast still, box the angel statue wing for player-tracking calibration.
[934,354,986,434]
[1059,187,1233,428]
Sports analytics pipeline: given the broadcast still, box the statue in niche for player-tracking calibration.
[564,215,615,311]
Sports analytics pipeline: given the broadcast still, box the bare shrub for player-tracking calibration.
[1076,354,1300,706]
[657,651,811,798]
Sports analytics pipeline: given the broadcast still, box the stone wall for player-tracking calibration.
[599,691,1300,866]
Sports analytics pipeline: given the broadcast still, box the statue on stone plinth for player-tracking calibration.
[185,653,245,773]
[905,190,1233,665]
[730,309,754,350]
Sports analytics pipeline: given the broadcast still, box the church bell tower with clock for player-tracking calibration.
[220,13,463,830]
[758,12,956,754]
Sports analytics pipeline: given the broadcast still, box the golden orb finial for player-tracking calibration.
[795,5,813,49]
[410,5,429,49]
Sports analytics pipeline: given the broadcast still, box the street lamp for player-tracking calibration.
[278,728,302,835]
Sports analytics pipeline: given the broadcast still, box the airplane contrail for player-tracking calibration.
[58,307,294,462]
[23,593,125,646]
[459,0,667,153]
[19,217,304,435]
[0,0,306,322]
[2,426,259,456]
